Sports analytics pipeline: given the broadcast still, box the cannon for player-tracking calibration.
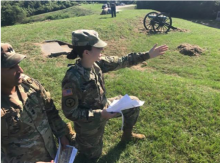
[143,12,177,33]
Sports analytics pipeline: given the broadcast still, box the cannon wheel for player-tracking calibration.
[143,12,158,31]
[153,13,172,33]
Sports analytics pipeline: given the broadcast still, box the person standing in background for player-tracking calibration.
[110,2,116,17]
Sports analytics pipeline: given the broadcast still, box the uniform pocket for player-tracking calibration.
[80,119,100,136]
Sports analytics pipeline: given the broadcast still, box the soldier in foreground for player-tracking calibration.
[1,43,69,163]
[62,30,168,160]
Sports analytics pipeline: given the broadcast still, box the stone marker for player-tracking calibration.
[41,42,72,57]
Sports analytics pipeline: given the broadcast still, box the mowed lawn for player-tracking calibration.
[1,4,220,163]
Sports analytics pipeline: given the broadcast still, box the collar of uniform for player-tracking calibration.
[76,59,92,71]
[76,59,92,74]
[17,84,28,104]
[75,59,96,81]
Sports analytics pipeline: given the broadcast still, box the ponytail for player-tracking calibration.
[67,45,92,60]
[67,49,78,59]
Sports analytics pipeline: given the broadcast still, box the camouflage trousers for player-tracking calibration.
[74,95,140,159]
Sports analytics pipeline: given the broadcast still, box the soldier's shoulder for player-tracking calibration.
[21,74,41,91]
[66,65,81,78]
[63,65,81,84]
[67,65,77,73]
[21,73,31,81]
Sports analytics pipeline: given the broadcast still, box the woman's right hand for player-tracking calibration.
[101,109,118,120]
[149,44,168,58]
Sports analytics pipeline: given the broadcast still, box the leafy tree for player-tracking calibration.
[136,1,220,19]
[1,5,26,26]
[1,0,79,26]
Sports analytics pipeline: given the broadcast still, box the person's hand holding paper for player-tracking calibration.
[107,94,145,113]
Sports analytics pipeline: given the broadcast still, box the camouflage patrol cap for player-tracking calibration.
[72,29,107,48]
[1,43,26,68]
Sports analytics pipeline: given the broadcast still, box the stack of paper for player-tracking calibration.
[55,140,78,163]
[107,94,145,112]
[106,94,145,130]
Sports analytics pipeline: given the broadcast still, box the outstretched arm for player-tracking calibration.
[97,44,168,73]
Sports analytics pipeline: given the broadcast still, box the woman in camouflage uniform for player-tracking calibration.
[62,30,168,159]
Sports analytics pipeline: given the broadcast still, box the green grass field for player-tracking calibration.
[22,4,100,24]
[1,4,220,163]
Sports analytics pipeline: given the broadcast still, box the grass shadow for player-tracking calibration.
[73,141,127,163]
[74,153,92,163]
[97,141,127,163]
[99,16,111,19]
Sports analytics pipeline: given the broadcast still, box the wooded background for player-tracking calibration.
[136,1,220,19]
[0,0,220,26]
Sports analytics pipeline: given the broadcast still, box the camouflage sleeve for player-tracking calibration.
[37,82,67,138]
[62,81,102,122]
[1,149,32,163]
[96,52,150,73]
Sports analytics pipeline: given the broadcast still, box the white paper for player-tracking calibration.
[107,94,145,113]
[55,139,78,163]
[106,94,145,130]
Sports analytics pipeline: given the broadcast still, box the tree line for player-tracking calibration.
[1,1,79,26]
[136,1,220,19]
[0,0,136,26]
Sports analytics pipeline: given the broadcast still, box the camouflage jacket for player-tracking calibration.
[62,52,150,122]
[1,74,66,163]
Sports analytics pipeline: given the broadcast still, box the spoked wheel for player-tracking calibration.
[143,12,158,31]
[153,13,172,33]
